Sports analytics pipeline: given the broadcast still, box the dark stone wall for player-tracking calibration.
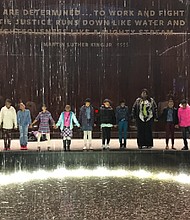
[0,0,189,124]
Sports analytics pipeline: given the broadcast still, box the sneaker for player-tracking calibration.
[147,146,153,149]
[83,146,87,150]
[106,144,110,150]
[102,145,106,150]
[21,146,27,150]
[89,145,93,150]
[141,146,147,149]
[3,148,7,151]
[47,147,51,151]
[181,146,188,150]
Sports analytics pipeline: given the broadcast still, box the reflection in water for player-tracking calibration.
[0,168,190,219]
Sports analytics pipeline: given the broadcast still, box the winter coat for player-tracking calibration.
[99,105,116,125]
[79,105,94,131]
[132,97,158,122]
[178,104,190,127]
[0,106,17,129]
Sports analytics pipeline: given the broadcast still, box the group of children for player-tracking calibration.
[0,91,190,151]
[159,98,190,150]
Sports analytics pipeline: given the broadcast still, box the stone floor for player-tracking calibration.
[0,138,187,151]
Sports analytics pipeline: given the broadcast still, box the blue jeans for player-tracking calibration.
[19,126,28,146]
[118,120,128,145]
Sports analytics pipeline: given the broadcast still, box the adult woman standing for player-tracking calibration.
[132,89,158,149]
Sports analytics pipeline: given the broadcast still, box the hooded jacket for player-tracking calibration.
[178,104,190,127]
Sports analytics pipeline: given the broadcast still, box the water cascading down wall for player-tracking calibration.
[0,0,189,121]
[1,4,190,219]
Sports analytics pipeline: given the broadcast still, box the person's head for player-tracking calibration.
[168,99,174,108]
[65,104,71,112]
[20,102,26,111]
[103,99,111,108]
[141,89,149,100]
[85,98,91,107]
[181,99,187,109]
[120,100,125,108]
[42,104,47,111]
[5,99,11,109]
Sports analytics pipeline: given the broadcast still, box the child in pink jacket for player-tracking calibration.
[178,99,190,150]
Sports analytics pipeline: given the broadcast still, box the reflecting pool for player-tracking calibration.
[0,168,190,219]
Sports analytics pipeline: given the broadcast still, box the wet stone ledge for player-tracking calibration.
[1,150,190,173]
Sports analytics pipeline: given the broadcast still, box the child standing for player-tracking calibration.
[0,99,17,150]
[79,98,94,150]
[56,105,80,151]
[178,99,190,150]
[17,103,32,150]
[115,100,129,149]
[99,99,116,150]
[30,104,55,150]
[160,99,178,150]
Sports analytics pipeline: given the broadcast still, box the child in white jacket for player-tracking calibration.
[0,99,17,150]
